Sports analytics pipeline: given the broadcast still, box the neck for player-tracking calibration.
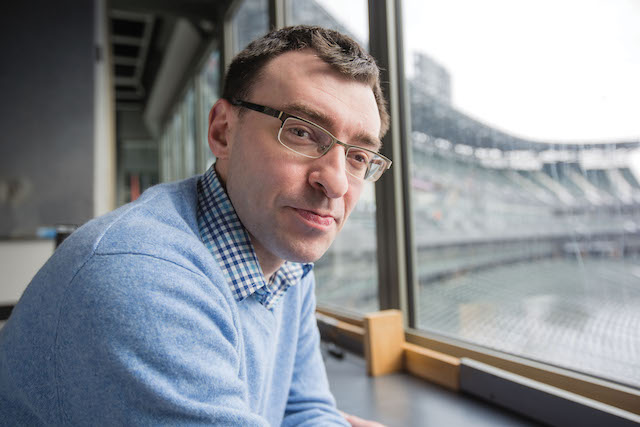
[214,164,284,279]
[250,236,285,280]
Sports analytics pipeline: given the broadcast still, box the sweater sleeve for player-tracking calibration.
[281,274,350,427]
[54,252,268,426]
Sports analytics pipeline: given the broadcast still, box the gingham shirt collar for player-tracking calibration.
[197,165,312,310]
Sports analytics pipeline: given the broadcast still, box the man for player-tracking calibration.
[0,26,391,425]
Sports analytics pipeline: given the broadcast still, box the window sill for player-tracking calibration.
[317,305,640,425]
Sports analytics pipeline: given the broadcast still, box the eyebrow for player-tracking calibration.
[281,102,382,150]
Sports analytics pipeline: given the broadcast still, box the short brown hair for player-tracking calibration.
[222,25,389,138]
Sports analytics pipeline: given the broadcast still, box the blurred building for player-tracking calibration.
[412,52,452,104]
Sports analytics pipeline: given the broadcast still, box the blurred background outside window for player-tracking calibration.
[402,0,640,389]
[159,49,220,183]
[232,0,269,54]
[196,50,221,172]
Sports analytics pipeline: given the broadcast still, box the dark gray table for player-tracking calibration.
[323,344,541,427]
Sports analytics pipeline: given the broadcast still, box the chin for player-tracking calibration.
[277,241,331,264]
[281,249,325,264]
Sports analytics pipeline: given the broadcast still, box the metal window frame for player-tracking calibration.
[406,328,640,416]
[368,0,417,326]
[222,0,243,72]
[268,0,288,29]
[192,41,222,173]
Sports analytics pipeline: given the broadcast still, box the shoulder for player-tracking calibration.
[55,177,239,332]
[43,175,240,325]
[62,175,237,309]
[93,177,200,251]
[53,175,242,349]
[65,251,237,335]
[52,251,247,425]
[60,177,215,275]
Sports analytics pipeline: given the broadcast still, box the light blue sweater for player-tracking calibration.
[0,177,348,426]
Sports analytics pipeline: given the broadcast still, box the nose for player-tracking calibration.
[309,144,350,199]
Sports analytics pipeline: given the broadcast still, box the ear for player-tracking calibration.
[208,98,236,160]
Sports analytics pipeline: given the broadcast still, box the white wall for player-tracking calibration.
[94,0,117,217]
[0,240,55,305]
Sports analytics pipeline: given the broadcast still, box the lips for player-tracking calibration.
[293,208,336,228]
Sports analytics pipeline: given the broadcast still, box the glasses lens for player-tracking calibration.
[279,117,332,157]
[279,117,389,182]
[365,156,387,181]
[345,147,372,179]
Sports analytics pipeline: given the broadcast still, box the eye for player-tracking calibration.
[288,127,312,139]
[353,153,368,163]
[347,149,371,167]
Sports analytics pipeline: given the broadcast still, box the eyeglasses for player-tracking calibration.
[230,99,392,182]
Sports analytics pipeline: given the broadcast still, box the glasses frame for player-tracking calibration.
[229,99,392,182]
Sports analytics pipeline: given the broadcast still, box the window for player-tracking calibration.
[182,87,197,178]
[288,0,378,313]
[159,114,178,182]
[159,46,220,183]
[231,0,269,54]
[402,0,640,389]
[170,111,183,179]
[196,49,221,172]
[289,0,369,49]
[159,89,196,182]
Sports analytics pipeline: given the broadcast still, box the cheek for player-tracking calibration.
[260,148,309,187]
[343,184,363,218]
[233,143,307,205]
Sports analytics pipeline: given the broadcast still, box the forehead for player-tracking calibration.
[250,50,381,144]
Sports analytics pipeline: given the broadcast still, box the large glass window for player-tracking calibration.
[288,0,377,313]
[289,0,369,48]
[159,47,220,182]
[196,49,221,172]
[182,87,197,178]
[402,0,640,388]
[159,87,197,182]
[170,111,183,179]
[159,130,171,182]
[232,0,269,54]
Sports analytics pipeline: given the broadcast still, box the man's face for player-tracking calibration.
[213,49,381,268]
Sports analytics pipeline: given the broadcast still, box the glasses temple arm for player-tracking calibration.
[230,99,284,120]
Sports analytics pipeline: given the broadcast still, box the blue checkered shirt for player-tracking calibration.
[197,165,312,310]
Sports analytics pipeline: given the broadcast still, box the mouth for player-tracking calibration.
[292,208,336,229]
